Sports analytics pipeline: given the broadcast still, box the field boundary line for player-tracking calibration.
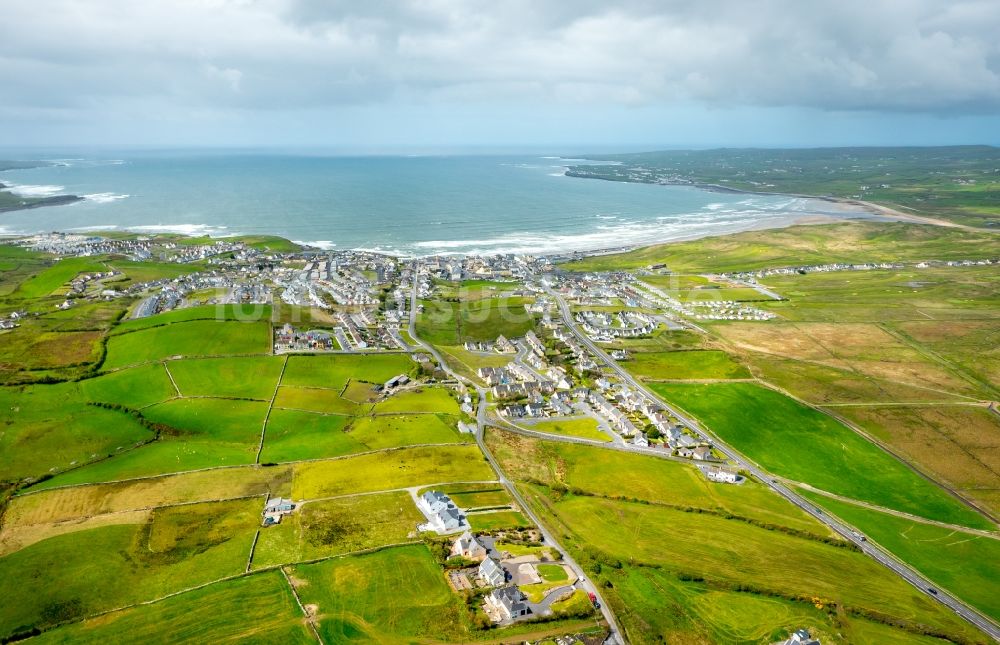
[280,567,325,644]
[161,360,181,397]
[256,354,289,463]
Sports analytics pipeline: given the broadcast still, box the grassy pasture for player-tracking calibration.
[525,489,983,644]
[520,417,612,443]
[260,409,361,463]
[416,298,536,345]
[167,355,285,400]
[623,349,750,380]
[281,354,414,390]
[803,492,1000,621]
[371,386,460,415]
[291,445,494,499]
[0,383,155,483]
[290,544,463,643]
[487,429,830,537]
[103,320,270,369]
[14,257,108,299]
[33,571,313,644]
[142,397,267,445]
[346,414,465,451]
[0,499,259,640]
[423,483,510,509]
[78,363,177,408]
[273,385,367,415]
[650,382,993,529]
[832,404,1000,517]
[252,492,423,567]
[112,304,274,335]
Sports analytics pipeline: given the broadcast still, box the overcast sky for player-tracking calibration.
[2,0,999,149]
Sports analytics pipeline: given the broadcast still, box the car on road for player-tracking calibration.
[927,587,938,595]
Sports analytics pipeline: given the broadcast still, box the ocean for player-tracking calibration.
[0,152,872,256]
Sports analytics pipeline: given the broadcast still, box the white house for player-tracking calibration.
[479,557,507,587]
[485,586,530,621]
[451,531,487,560]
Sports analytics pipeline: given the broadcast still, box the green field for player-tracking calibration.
[273,385,368,415]
[371,386,460,415]
[416,298,536,345]
[281,354,415,390]
[0,499,259,641]
[291,445,494,499]
[650,382,992,529]
[521,417,612,442]
[78,363,177,408]
[346,414,465,450]
[32,572,313,644]
[252,492,423,567]
[103,320,270,369]
[14,257,108,299]
[260,409,361,462]
[289,544,464,643]
[801,492,1000,621]
[112,304,274,335]
[523,487,984,644]
[167,355,285,400]
[468,510,532,531]
[623,350,751,380]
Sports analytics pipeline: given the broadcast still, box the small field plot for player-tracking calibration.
[0,383,155,483]
[103,320,270,369]
[166,356,285,400]
[260,409,362,463]
[0,499,259,641]
[834,404,1000,517]
[281,354,414,390]
[292,445,494,499]
[273,385,367,415]
[624,350,750,380]
[372,386,460,415]
[423,483,509,509]
[252,492,423,567]
[142,397,268,445]
[526,489,983,644]
[33,571,313,645]
[468,510,532,532]
[521,417,611,443]
[651,382,993,530]
[803,492,1000,622]
[78,363,177,408]
[14,257,107,299]
[290,544,464,643]
[346,414,465,451]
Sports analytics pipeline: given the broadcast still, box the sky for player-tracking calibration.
[1,0,999,150]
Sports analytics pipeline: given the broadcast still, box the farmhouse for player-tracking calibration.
[773,628,821,645]
[417,490,468,534]
[262,497,295,526]
[485,586,530,622]
[451,531,487,560]
[705,466,740,484]
[479,556,507,586]
[384,374,410,390]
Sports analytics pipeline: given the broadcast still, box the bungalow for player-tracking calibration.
[705,466,739,484]
[262,497,295,526]
[451,531,487,560]
[692,446,712,461]
[479,557,507,587]
[485,586,530,622]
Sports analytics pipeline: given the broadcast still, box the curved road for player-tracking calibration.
[409,271,625,644]
[546,284,1000,642]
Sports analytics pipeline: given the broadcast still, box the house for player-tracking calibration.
[773,628,820,645]
[262,497,295,526]
[494,335,516,353]
[384,374,410,390]
[633,432,649,447]
[479,557,507,586]
[451,531,487,560]
[485,586,530,621]
[705,466,739,484]
[692,446,712,461]
[418,490,467,533]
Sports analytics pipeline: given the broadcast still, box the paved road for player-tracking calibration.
[546,285,1000,642]
[408,270,624,645]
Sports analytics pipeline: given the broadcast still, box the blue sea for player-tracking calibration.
[0,151,871,256]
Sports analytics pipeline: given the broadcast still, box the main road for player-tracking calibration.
[545,284,1000,642]
[409,270,625,645]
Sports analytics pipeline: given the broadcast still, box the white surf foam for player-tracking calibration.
[84,193,130,204]
[4,184,65,197]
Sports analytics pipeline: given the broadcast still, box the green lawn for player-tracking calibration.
[167,355,285,400]
[0,499,259,641]
[252,492,423,567]
[103,320,270,369]
[650,382,993,530]
[32,572,313,644]
[281,354,414,390]
[467,510,532,531]
[289,544,464,643]
[802,492,1000,621]
[537,563,569,582]
[624,350,751,380]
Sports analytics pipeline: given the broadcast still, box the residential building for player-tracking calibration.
[479,557,507,586]
[485,586,530,621]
